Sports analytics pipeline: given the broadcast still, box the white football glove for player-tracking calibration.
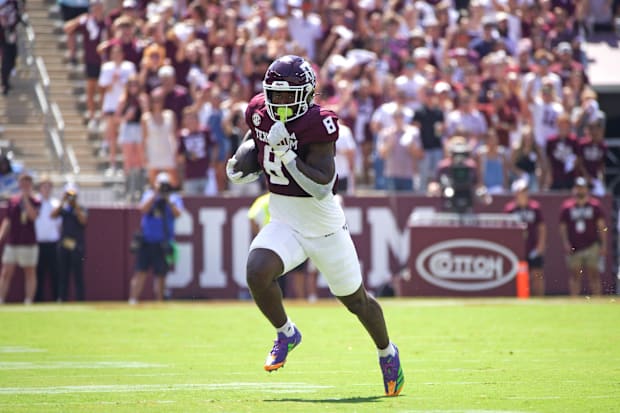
[267,121,297,164]
[226,157,260,184]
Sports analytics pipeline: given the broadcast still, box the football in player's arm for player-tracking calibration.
[226,55,404,397]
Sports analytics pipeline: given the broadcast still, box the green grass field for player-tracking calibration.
[0,298,618,413]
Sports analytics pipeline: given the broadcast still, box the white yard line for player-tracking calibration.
[0,382,332,395]
[0,346,46,353]
[0,361,167,370]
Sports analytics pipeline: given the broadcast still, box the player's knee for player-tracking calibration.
[246,250,282,291]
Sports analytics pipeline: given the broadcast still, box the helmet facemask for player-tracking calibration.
[264,83,313,123]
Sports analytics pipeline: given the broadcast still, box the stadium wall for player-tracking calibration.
[3,193,615,302]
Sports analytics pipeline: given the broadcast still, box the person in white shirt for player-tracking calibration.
[286,0,323,62]
[334,120,357,194]
[98,42,137,172]
[526,79,564,150]
[34,175,61,302]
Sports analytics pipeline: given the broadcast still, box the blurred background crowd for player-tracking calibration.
[2,0,617,200]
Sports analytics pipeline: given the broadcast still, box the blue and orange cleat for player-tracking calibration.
[379,344,404,396]
[264,326,302,372]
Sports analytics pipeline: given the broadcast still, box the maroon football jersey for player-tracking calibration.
[504,199,543,255]
[6,195,41,246]
[559,198,604,251]
[177,129,214,180]
[244,93,339,197]
[545,134,579,188]
[577,137,607,178]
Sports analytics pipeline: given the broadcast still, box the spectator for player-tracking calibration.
[559,177,607,296]
[572,87,600,137]
[445,88,488,146]
[414,86,445,193]
[0,172,40,305]
[349,78,379,187]
[377,107,422,192]
[34,175,61,302]
[0,154,20,199]
[525,79,564,150]
[138,43,166,95]
[510,126,547,192]
[334,119,357,194]
[470,15,499,60]
[58,0,90,65]
[129,172,183,304]
[578,112,607,196]
[522,49,563,100]
[98,42,137,173]
[475,129,510,194]
[64,0,107,126]
[51,183,88,302]
[504,179,547,295]
[545,113,579,190]
[154,65,193,129]
[116,75,147,201]
[0,0,24,95]
[97,16,143,69]
[550,41,584,86]
[286,0,323,62]
[394,54,428,112]
[370,88,413,190]
[177,106,216,196]
[142,88,178,188]
[203,85,229,193]
[480,87,519,148]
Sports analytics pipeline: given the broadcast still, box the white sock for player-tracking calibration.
[276,318,296,338]
[378,342,396,358]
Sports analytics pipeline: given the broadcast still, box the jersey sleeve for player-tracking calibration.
[291,106,339,145]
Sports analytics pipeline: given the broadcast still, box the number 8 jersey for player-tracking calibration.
[244,93,345,237]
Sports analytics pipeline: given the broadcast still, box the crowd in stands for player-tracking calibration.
[56,0,615,198]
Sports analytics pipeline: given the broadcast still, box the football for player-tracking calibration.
[233,138,260,176]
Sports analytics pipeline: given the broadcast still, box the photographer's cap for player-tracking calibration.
[156,172,171,185]
[64,182,79,194]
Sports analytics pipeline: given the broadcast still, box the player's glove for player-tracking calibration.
[226,157,260,184]
[267,121,297,164]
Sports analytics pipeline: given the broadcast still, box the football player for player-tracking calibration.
[226,55,404,396]
[504,179,547,296]
[559,177,608,296]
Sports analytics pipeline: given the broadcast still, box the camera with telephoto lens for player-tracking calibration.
[440,141,475,214]
[159,182,172,195]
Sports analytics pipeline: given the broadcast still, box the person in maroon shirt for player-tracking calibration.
[480,87,518,148]
[153,65,192,130]
[577,113,607,196]
[545,113,579,190]
[64,0,108,124]
[0,173,41,304]
[504,180,547,295]
[177,106,216,195]
[97,16,143,69]
[559,177,607,296]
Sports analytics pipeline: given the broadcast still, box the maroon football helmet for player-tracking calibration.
[262,55,316,123]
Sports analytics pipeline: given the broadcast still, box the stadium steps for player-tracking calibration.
[26,1,109,182]
[0,54,49,173]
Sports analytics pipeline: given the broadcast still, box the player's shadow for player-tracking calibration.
[264,395,386,404]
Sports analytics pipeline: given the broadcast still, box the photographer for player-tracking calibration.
[429,136,488,214]
[51,183,88,301]
[128,172,183,304]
